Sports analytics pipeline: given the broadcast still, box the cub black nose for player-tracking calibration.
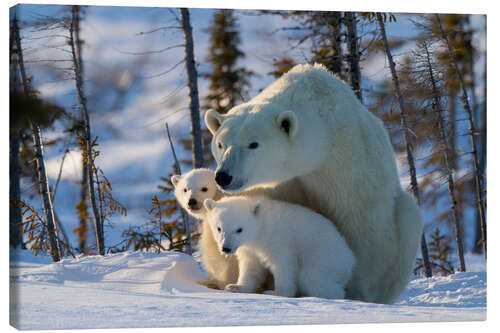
[215,171,232,187]
[222,247,232,254]
[188,198,197,207]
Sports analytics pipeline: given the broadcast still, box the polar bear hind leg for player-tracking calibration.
[384,190,422,303]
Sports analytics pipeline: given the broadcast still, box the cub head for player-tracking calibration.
[203,197,262,255]
[171,168,219,219]
[205,104,329,193]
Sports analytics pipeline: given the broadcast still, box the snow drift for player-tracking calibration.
[9,249,486,330]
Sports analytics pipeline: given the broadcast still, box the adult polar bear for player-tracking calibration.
[205,63,422,304]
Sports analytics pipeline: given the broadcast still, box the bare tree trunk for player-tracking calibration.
[10,130,24,249]
[474,46,487,254]
[179,8,204,169]
[447,95,457,170]
[51,131,72,201]
[9,16,24,249]
[423,40,466,272]
[344,12,362,102]
[31,125,62,261]
[53,208,75,258]
[12,15,61,262]
[377,13,432,277]
[436,14,486,258]
[9,17,23,250]
[166,122,192,255]
[70,5,105,255]
[328,12,344,79]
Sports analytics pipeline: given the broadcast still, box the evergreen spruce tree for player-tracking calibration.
[204,9,253,115]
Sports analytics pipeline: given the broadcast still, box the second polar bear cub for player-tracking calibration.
[204,196,356,299]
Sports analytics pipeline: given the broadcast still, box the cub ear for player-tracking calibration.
[205,109,225,135]
[276,110,298,138]
[252,203,261,216]
[171,175,181,187]
[204,199,216,211]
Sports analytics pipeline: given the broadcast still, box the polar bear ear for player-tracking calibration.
[204,199,216,211]
[276,111,298,138]
[205,109,225,135]
[252,203,261,216]
[171,175,181,187]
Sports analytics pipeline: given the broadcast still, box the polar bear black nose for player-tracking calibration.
[222,247,232,254]
[188,198,197,208]
[215,171,232,187]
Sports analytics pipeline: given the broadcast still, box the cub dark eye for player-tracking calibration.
[217,142,223,149]
[248,142,259,149]
[236,228,243,233]
[183,188,187,193]
[201,187,208,192]
[217,227,221,233]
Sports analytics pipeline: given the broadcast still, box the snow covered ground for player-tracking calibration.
[9,249,486,330]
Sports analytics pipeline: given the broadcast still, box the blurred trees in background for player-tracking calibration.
[9,5,486,278]
[204,9,254,114]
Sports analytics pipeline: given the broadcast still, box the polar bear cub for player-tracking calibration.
[171,168,238,290]
[171,168,222,220]
[204,196,356,299]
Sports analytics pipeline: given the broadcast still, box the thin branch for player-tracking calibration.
[110,43,183,56]
[136,25,181,36]
[51,130,73,201]
[139,59,184,79]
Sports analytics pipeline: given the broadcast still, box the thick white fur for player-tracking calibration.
[204,196,356,299]
[171,168,238,290]
[205,63,422,303]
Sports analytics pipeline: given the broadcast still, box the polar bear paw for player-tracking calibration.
[224,284,253,293]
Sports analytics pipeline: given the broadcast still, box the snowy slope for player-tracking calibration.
[9,250,486,330]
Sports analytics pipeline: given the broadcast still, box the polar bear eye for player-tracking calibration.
[201,187,208,192]
[217,227,221,233]
[217,142,223,149]
[183,188,187,193]
[236,228,243,233]
[248,142,259,149]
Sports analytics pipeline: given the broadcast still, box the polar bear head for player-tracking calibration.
[205,64,341,193]
[171,168,219,219]
[204,197,262,255]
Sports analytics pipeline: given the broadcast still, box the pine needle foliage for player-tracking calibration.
[108,166,198,254]
[415,227,455,276]
[75,134,126,254]
[11,199,55,256]
[268,57,297,78]
[73,196,89,253]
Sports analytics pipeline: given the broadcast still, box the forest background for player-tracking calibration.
[6,0,494,281]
